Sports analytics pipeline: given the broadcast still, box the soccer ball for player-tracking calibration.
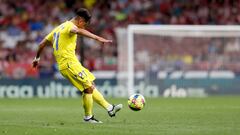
[128,94,146,111]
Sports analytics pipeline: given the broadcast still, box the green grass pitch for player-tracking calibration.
[0,96,240,135]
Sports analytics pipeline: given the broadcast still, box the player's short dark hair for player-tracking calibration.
[75,8,91,24]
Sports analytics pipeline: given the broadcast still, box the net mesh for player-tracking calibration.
[116,25,240,96]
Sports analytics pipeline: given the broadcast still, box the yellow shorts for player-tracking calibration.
[60,62,96,92]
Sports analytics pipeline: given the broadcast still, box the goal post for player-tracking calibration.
[127,26,134,96]
[122,25,240,97]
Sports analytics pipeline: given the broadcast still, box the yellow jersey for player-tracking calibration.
[45,21,80,70]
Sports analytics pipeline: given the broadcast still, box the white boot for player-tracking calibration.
[84,115,103,123]
[108,104,123,117]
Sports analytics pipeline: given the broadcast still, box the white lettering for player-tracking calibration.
[20,86,33,98]
[0,86,5,98]
[163,85,206,98]
[6,86,19,98]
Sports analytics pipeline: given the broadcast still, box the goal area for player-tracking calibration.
[116,25,240,97]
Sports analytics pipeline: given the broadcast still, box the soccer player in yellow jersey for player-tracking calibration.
[32,8,122,123]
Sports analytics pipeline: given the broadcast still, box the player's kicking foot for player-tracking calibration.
[84,116,103,123]
[108,104,123,117]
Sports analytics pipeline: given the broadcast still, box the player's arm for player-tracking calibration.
[70,26,112,43]
[32,39,52,68]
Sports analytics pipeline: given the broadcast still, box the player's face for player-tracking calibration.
[77,18,88,29]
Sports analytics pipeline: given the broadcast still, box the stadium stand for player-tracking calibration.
[0,0,240,78]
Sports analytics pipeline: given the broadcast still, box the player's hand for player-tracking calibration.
[32,57,40,68]
[97,37,112,44]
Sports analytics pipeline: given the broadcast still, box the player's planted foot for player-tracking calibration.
[108,104,123,117]
[84,115,103,123]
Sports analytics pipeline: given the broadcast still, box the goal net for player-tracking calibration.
[116,25,240,97]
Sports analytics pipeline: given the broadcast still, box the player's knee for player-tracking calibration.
[83,85,95,94]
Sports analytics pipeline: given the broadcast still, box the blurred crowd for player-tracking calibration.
[0,0,240,79]
[135,36,240,74]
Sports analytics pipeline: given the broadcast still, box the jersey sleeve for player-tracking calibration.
[45,31,54,43]
[67,24,73,34]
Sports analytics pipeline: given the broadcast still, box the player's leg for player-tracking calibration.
[82,87,93,119]
[82,86,102,123]
[92,83,123,117]
[79,69,116,112]
[92,86,111,109]
[60,68,102,123]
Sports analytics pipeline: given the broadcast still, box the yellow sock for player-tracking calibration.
[93,88,111,110]
[82,93,93,116]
